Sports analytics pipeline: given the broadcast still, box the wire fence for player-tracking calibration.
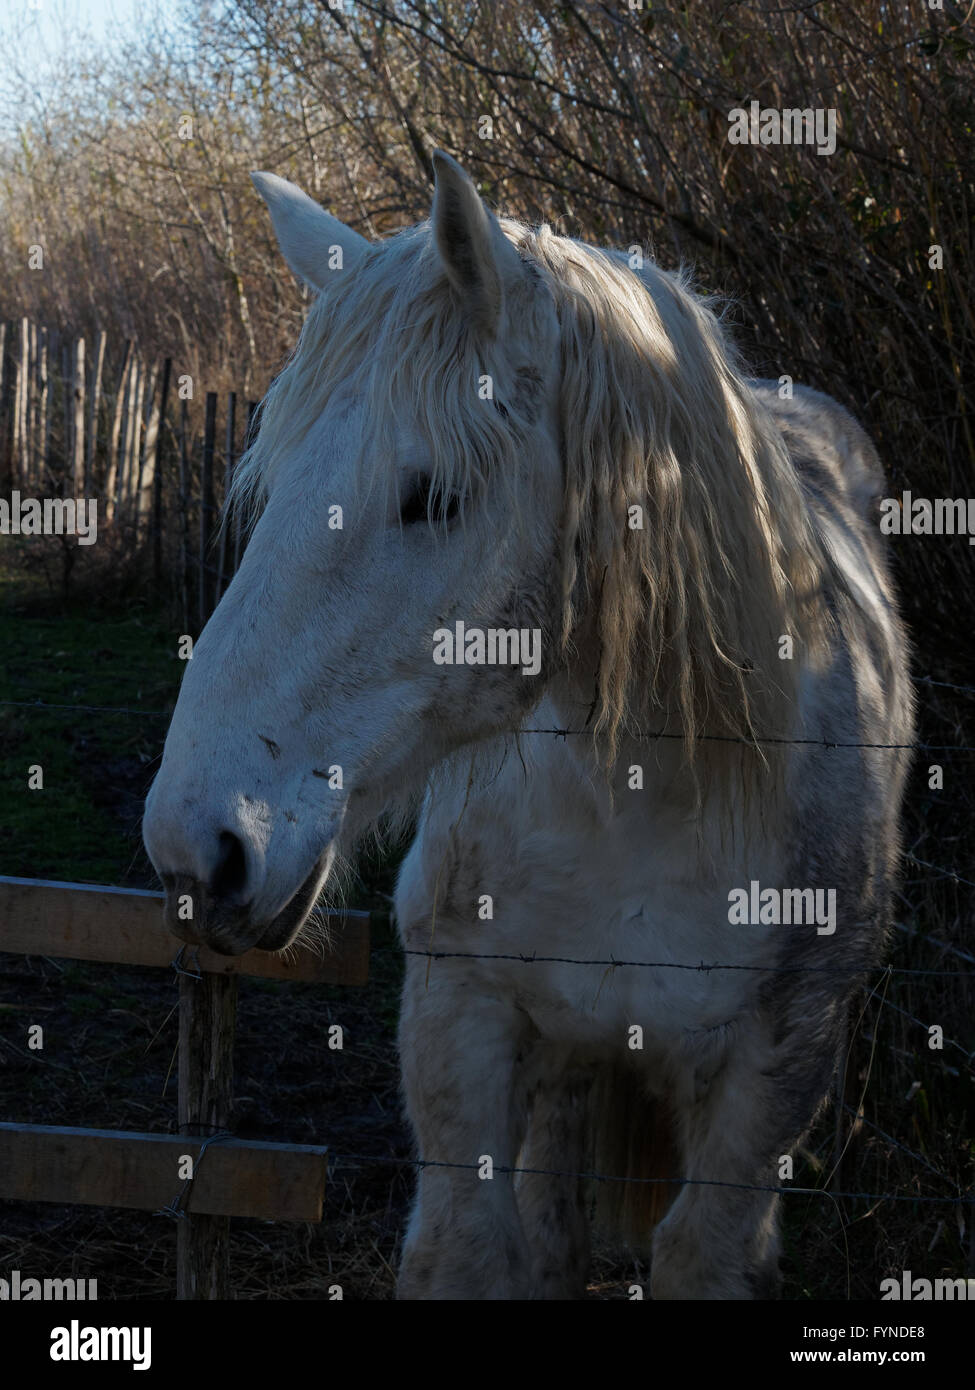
[3,672,973,1236]
[2,668,975,745]
[322,1150,974,1208]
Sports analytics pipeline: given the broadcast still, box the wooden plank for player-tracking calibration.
[134,361,158,527]
[0,1123,327,1222]
[70,336,86,487]
[152,357,172,585]
[86,329,107,492]
[61,341,71,479]
[106,339,133,519]
[27,319,38,487]
[179,397,190,632]
[123,356,145,524]
[0,321,8,476]
[42,328,57,485]
[37,328,49,485]
[0,876,369,985]
[12,317,28,484]
[178,968,236,1297]
[236,399,261,570]
[199,391,217,626]
[217,391,236,594]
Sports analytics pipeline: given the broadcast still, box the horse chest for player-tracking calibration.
[400,780,778,1053]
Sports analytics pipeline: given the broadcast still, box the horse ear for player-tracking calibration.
[432,150,523,336]
[251,172,368,290]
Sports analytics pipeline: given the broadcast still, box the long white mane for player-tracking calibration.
[233,216,832,762]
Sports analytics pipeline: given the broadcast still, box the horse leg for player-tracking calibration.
[515,1047,593,1300]
[396,962,533,1300]
[651,1020,831,1300]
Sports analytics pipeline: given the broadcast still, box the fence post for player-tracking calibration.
[87,330,107,493]
[43,329,59,488]
[106,340,133,521]
[176,969,238,1299]
[27,320,38,488]
[199,392,217,628]
[13,317,29,485]
[134,361,158,530]
[179,397,190,634]
[235,399,261,572]
[37,329,49,487]
[70,337,86,489]
[217,391,236,594]
[61,341,73,480]
[123,357,145,527]
[153,358,172,586]
[0,321,7,484]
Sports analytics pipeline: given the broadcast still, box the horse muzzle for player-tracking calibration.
[160,853,331,957]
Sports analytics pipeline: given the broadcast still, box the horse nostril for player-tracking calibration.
[211,831,249,903]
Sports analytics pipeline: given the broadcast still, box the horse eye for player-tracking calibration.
[399,476,461,525]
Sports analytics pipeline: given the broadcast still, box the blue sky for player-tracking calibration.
[5,0,144,73]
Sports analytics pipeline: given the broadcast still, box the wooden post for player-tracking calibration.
[236,399,260,572]
[217,391,236,594]
[179,397,190,633]
[27,320,38,488]
[37,328,49,487]
[42,329,58,489]
[61,341,72,479]
[177,970,237,1299]
[13,317,29,485]
[124,357,145,527]
[70,337,86,490]
[22,319,33,485]
[199,392,217,628]
[106,340,133,520]
[87,330,106,493]
[153,358,172,585]
[0,321,8,485]
[135,361,158,529]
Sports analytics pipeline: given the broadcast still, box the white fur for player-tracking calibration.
[143,156,913,1299]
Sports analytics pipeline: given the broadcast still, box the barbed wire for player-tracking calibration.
[0,693,973,754]
[915,676,975,697]
[839,1104,961,1189]
[518,726,970,752]
[382,948,974,978]
[905,854,975,894]
[0,698,173,717]
[326,1149,975,1206]
[865,989,975,1074]
[892,920,975,968]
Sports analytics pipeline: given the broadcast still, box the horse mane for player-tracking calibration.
[232,214,832,763]
[510,222,831,758]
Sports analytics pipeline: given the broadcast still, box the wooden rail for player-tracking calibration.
[0,1124,328,1222]
[0,875,371,1298]
[0,875,370,985]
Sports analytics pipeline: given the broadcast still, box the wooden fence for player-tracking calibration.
[0,315,259,628]
[0,875,370,1299]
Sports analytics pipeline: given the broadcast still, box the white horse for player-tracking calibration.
[143,152,914,1299]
